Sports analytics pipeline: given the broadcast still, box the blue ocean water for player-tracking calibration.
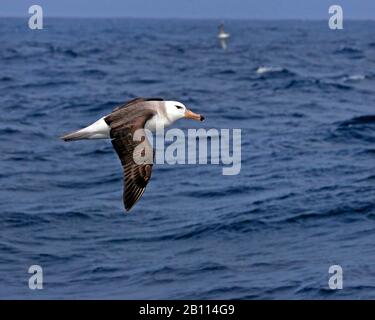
[1,18,375,299]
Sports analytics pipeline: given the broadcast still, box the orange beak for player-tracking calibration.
[185,109,205,121]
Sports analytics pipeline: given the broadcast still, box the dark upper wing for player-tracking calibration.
[113,97,164,112]
[105,104,156,212]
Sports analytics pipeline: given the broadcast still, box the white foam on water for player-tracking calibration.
[256,66,283,74]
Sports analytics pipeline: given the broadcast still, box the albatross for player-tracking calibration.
[218,23,230,40]
[61,98,205,212]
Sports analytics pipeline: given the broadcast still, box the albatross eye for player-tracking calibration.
[175,105,183,110]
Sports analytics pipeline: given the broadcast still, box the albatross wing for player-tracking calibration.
[112,97,164,112]
[105,102,156,211]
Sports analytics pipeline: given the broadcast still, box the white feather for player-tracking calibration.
[77,116,111,139]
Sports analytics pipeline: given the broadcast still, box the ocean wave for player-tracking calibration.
[359,148,375,155]
[256,66,294,76]
[256,66,282,74]
[165,44,185,54]
[0,127,21,134]
[81,69,107,77]
[1,48,22,60]
[90,266,122,274]
[280,79,352,91]
[331,115,375,143]
[19,80,78,89]
[144,262,229,279]
[339,115,375,126]
[48,45,79,58]
[98,218,268,244]
[328,126,375,144]
[216,69,236,75]
[356,174,375,181]
[160,219,268,240]
[131,78,160,84]
[197,285,249,299]
[282,203,375,224]
[2,212,50,228]
[185,185,265,198]
[334,46,363,54]
[0,76,13,82]
[342,74,366,82]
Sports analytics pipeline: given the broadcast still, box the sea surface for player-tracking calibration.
[1,18,375,299]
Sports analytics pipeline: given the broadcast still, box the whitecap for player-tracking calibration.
[256,66,284,74]
[343,74,366,81]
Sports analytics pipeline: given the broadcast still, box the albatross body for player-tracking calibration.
[61,98,204,212]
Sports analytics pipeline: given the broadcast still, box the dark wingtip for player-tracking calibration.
[60,135,69,141]
[124,197,136,212]
[200,115,205,121]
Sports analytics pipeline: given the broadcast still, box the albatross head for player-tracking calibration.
[165,101,205,123]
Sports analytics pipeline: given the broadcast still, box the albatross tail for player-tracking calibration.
[60,116,111,141]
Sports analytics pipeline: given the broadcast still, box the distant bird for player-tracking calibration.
[218,23,230,40]
[217,23,230,50]
[61,98,204,212]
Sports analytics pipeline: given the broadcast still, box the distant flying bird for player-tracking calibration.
[61,98,205,212]
[218,23,230,50]
[218,23,230,40]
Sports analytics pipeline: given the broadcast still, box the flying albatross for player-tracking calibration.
[217,24,230,50]
[61,98,204,212]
